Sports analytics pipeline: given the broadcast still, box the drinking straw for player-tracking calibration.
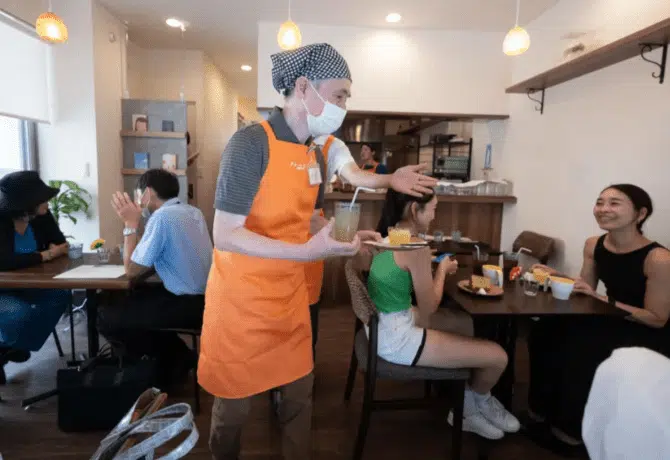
[350,187,376,210]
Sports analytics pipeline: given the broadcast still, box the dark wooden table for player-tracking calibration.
[0,254,133,358]
[444,269,627,407]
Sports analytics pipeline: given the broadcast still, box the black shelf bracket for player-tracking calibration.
[527,88,545,115]
[639,42,667,84]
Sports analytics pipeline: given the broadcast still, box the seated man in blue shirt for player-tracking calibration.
[100,169,213,388]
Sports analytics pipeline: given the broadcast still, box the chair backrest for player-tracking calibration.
[344,259,377,325]
[513,231,556,264]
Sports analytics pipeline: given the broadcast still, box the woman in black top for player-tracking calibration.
[526,184,670,455]
[0,171,71,383]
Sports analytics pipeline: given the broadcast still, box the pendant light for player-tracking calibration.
[503,0,530,56]
[36,0,68,44]
[277,0,301,50]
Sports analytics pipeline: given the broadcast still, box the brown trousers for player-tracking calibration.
[209,372,314,460]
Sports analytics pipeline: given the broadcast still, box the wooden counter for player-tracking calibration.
[321,192,517,304]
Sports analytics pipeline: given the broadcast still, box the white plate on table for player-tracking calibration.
[363,236,429,251]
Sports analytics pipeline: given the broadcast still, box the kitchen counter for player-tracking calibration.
[325,192,517,204]
[321,192,517,304]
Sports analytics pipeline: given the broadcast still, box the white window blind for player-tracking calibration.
[0,115,22,170]
[0,14,49,123]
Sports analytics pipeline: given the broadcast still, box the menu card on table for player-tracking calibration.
[53,265,126,279]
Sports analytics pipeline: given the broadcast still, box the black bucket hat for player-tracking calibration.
[0,171,59,213]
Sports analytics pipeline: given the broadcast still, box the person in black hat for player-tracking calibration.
[0,171,72,383]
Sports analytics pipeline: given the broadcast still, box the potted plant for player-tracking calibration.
[48,180,91,226]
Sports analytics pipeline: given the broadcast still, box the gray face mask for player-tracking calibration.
[136,188,152,220]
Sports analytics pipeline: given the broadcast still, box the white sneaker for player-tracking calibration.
[448,410,504,440]
[475,395,520,433]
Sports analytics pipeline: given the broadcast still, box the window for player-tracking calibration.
[0,115,38,173]
[0,115,22,170]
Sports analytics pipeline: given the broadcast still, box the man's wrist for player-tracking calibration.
[124,221,139,230]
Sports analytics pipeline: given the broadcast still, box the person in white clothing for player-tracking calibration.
[583,347,670,460]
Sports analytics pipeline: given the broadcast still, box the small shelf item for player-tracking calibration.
[120,130,186,139]
[507,18,670,114]
[122,168,186,176]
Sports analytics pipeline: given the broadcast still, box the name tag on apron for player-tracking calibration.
[308,163,322,186]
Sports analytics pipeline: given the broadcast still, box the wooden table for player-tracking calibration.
[444,270,627,406]
[0,254,134,358]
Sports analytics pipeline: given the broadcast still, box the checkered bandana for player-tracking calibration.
[271,43,351,95]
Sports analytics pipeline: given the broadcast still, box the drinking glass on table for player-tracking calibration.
[523,272,541,296]
[97,247,111,264]
[333,202,361,242]
[472,249,489,276]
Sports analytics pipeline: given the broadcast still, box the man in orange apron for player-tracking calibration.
[201,43,438,460]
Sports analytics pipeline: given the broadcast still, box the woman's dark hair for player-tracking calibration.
[137,169,180,201]
[361,143,379,161]
[603,183,653,233]
[376,189,435,237]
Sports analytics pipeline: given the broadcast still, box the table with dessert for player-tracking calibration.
[442,263,628,408]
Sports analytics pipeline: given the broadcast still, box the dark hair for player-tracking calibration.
[186,131,191,145]
[137,169,179,201]
[361,143,379,162]
[376,189,435,237]
[602,183,653,233]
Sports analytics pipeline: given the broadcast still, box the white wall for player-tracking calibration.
[126,45,239,229]
[93,1,126,248]
[257,21,511,116]
[0,0,47,23]
[202,55,238,226]
[37,0,100,244]
[501,0,670,278]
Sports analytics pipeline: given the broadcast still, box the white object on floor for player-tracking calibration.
[53,265,125,279]
[583,347,670,460]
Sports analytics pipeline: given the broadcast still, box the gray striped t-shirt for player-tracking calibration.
[214,107,325,215]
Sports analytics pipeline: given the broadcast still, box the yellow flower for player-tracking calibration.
[90,238,106,250]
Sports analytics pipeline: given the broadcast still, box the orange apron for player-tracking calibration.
[199,121,322,399]
[305,135,334,305]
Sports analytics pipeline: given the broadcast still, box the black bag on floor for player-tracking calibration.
[57,344,157,433]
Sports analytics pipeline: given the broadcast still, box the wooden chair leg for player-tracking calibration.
[451,380,466,460]
[52,329,64,358]
[344,344,358,401]
[191,334,200,415]
[353,372,376,460]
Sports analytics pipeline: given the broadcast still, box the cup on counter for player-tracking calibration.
[333,202,361,242]
[482,264,504,287]
[550,276,575,300]
[97,247,111,264]
[451,230,462,242]
[433,231,445,243]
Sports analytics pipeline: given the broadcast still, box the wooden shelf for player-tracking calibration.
[122,168,186,176]
[120,130,186,139]
[507,17,670,94]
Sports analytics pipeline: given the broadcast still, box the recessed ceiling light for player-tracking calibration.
[386,13,402,23]
[241,65,252,72]
[166,18,184,28]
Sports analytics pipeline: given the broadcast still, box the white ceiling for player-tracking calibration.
[97,0,559,98]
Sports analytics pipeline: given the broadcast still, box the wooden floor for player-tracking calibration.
[0,306,571,459]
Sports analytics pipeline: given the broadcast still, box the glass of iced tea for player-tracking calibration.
[333,202,361,242]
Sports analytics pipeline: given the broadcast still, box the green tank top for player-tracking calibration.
[367,251,413,314]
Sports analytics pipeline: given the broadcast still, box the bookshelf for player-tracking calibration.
[120,99,197,204]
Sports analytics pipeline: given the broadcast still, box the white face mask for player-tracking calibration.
[302,81,347,137]
[136,188,152,219]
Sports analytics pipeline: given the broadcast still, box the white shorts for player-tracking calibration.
[365,308,427,366]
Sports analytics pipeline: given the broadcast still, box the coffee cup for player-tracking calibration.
[482,264,503,287]
[550,276,575,300]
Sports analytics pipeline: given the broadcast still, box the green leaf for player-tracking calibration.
[70,216,77,224]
